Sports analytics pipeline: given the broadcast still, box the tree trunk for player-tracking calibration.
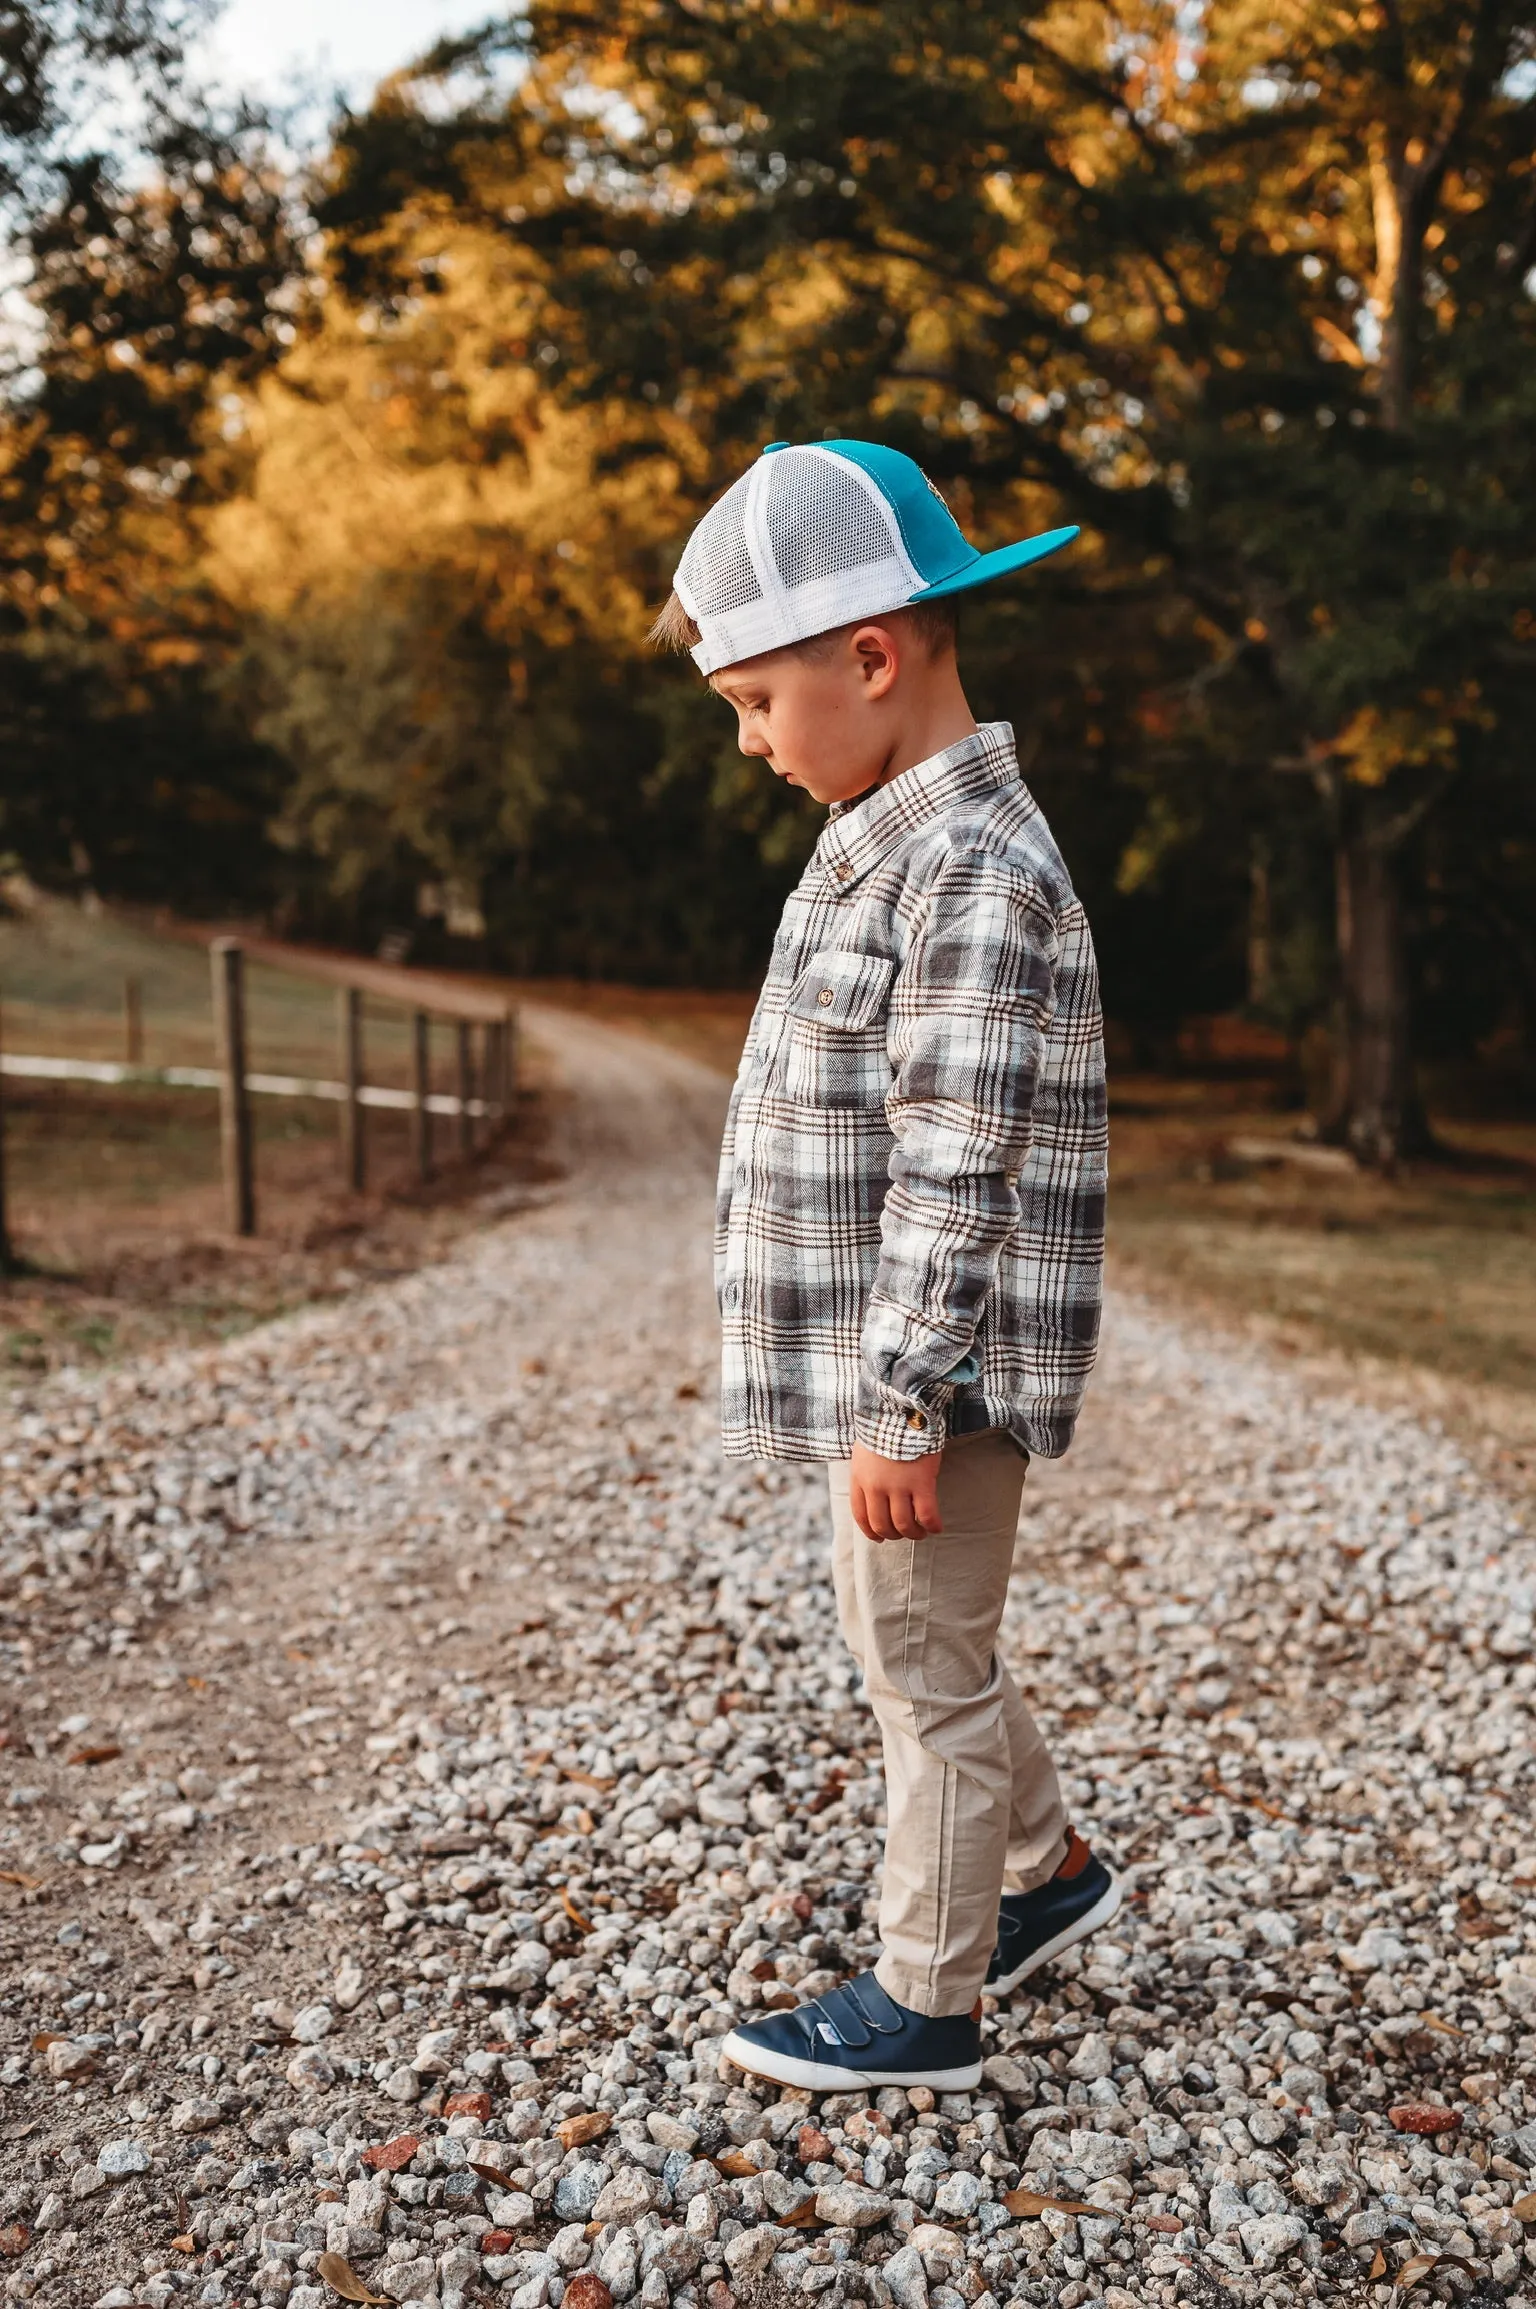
[1324,796,1432,1167]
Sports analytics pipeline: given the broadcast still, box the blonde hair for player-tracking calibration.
[647,591,958,663]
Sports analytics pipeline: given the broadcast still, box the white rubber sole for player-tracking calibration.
[989,1872,1124,1997]
[719,2031,982,2095]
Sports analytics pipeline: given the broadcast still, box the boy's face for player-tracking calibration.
[708,623,905,807]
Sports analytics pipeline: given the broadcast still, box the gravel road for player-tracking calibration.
[2,1007,1535,2309]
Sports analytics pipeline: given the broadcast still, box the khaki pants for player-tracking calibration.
[828,1431,1068,2016]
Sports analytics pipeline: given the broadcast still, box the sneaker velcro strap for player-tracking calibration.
[812,1974,907,2048]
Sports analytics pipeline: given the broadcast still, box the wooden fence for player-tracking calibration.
[0,936,518,1258]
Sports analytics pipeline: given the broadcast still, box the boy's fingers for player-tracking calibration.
[909,1472,943,1537]
[849,1480,886,1543]
[868,1487,903,1542]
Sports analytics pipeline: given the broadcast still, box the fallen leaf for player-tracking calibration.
[0,2225,28,2257]
[316,2251,391,2303]
[777,2200,826,2230]
[1415,2012,1467,2038]
[66,1744,122,1766]
[1368,2247,1387,2281]
[560,1887,594,1934]
[676,1381,701,1399]
[1394,2255,1442,2291]
[1388,2103,1459,2136]
[30,2033,64,2052]
[555,2111,611,2150]
[0,1871,43,1890]
[469,2161,517,2191]
[1204,1773,1288,1821]
[185,1676,207,1691]
[170,2235,196,2254]
[1002,2188,1100,2218]
[714,2150,761,2179]
[563,1769,616,1793]
[360,2134,420,2173]
[1512,2192,1536,2220]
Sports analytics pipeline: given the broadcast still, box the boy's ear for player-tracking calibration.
[851,622,901,696]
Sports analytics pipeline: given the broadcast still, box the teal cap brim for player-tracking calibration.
[910,524,1080,602]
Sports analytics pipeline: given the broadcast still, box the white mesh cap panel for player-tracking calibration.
[674,468,762,622]
[762,447,894,591]
[676,445,924,675]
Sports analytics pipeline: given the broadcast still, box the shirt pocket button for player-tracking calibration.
[816,988,835,1008]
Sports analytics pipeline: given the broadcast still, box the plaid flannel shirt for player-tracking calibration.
[716,721,1106,1464]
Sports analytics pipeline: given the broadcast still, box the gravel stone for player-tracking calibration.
[555,2161,611,2221]
[592,2168,662,2224]
[96,2138,151,2176]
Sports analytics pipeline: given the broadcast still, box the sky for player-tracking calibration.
[193,0,501,118]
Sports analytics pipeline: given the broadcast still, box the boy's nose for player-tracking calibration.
[738,722,771,759]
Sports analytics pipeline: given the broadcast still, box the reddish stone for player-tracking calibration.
[564,2277,614,2309]
[482,2230,516,2254]
[1389,2103,1459,2136]
[1147,2214,1184,2234]
[797,2124,832,2164]
[362,2133,421,2172]
[444,2090,493,2122]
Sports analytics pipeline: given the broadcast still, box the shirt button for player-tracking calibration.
[817,988,835,1008]
[906,1411,926,1430]
[835,863,852,883]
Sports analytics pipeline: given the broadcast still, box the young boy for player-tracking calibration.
[653,440,1116,2092]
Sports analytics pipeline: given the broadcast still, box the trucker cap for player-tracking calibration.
[673,438,1078,676]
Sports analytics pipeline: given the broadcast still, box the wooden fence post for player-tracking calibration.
[210,938,255,1237]
[123,974,143,1066]
[0,986,13,1274]
[411,1010,432,1181]
[484,1020,503,1133]
[339,985,365,1192]
[456,1021,475,1156]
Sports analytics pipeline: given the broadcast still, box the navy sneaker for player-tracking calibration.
[721,1971,982,2093]
[987,1829,1122,1995]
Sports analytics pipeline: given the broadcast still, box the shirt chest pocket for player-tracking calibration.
[781,948,896,1111]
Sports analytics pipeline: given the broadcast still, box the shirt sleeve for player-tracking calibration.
[855,844,1057,1460]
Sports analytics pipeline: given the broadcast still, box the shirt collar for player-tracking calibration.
[816,720,1020,893]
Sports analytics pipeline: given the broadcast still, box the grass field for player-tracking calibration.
[0,890,555,1377]
[3,889,1534,1481]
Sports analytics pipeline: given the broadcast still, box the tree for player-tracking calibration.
[1,0,212,204]
[407,0,1536,1158]
[0,9,307,909]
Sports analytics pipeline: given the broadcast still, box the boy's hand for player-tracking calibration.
[849,1442,945,1542]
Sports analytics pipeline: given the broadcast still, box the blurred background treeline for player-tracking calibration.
[3,0,1535,1167]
